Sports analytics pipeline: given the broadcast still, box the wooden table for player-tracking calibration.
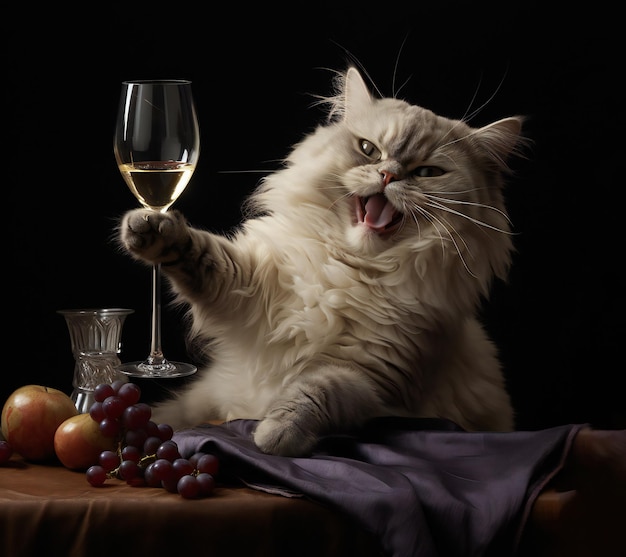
[2,452,623,557]
[0,455,380,557]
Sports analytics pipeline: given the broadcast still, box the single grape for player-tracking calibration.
[143,462,162,487]
[0,440,13,464]
[172,458,195,479]
[156,440,180,462]
[118,459,140,481]
[93,383,115,403]
[117,382,141,406]
[99,417,121,438]
[89,401,106,423]
[99,450,120,472]
[157,422,174,441]
[121,445,142,463]
[196,473,216,497]
[188,451,205,468]
[110,379,127,393]
[149,458,175,482]
[177,474,200,499]
[102,395,126,419]
[121,403,151,431]
[143,436,162,456]
[144,420,160,438]
[196,453,220,476]
[86,465,107,487]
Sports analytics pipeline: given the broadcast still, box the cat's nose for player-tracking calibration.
[381,170,399,188]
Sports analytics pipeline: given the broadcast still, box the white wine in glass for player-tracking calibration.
[114,79,200,378]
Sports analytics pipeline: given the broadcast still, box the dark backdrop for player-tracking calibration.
[4,3,624,430]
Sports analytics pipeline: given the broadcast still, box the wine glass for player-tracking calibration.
[114,79,200,378]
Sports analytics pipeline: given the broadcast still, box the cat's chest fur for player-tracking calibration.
[241,224,430,347]
[207,226,449,411]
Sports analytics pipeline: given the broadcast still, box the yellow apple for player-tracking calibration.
[1,385,78,462]
[54,412,117,470]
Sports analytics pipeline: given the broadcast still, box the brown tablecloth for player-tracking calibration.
[0,456,380,557]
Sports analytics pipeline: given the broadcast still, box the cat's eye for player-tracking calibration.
[413,166,445,178]
[359,139,381,160]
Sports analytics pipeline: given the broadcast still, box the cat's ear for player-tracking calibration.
[343,67,373,121]
[472,116,526,169]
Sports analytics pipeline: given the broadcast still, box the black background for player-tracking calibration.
[3,3,624,430]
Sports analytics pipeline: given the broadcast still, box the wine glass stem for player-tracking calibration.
[146,263,167,365]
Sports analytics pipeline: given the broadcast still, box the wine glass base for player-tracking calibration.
[117,360,197,378]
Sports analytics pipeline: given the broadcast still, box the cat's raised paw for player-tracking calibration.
[120,208,189,264]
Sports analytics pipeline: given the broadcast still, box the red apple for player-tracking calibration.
[1,385,78,462]
[54,412,117,470]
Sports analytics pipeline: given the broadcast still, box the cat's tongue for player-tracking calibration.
[364,194,396,230]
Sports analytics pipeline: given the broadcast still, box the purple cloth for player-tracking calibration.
[173,418,584,557]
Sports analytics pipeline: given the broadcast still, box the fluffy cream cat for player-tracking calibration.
[119,66,524,456]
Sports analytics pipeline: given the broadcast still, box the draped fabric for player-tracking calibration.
[173,418,584,557]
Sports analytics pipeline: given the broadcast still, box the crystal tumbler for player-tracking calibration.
[58,308,134,413]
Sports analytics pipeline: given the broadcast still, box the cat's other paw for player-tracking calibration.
[253,416,319,457]
[119,208,189,264]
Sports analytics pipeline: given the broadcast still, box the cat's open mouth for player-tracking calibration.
[354,193,402,235]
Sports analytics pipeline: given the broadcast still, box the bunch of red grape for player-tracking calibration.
[86,380,219,499]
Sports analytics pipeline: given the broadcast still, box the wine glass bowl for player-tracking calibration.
[114,79,199,378]
[117,160,196,213]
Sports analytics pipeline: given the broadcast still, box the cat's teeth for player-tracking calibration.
[355,195,366,223]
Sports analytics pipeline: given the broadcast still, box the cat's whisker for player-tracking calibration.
[424,186,492,196]
[458,73,483,124]
[428,210,475,263]
[411,205,448,259]
[424,194,513,226]
[406,212,421,239]
[318,182,350,192]
[408,204,433,237]
[436,119,480,152]
[461,67,509,125]
[440,69,508,142]
[217,170,274,175]
[423,198,514,235]
[436,151,463,169]
[326,191,354,212]
[436,96,499,151]
[391,32,412,99]
[410,203,478,277]
[437,131,478,152]
[430,215,478,278]
[408,203,443,254]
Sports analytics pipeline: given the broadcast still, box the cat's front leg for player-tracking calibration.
[253,364,383,456]
[119,208,191,265]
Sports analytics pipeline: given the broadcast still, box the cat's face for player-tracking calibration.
[326,68,523,277]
